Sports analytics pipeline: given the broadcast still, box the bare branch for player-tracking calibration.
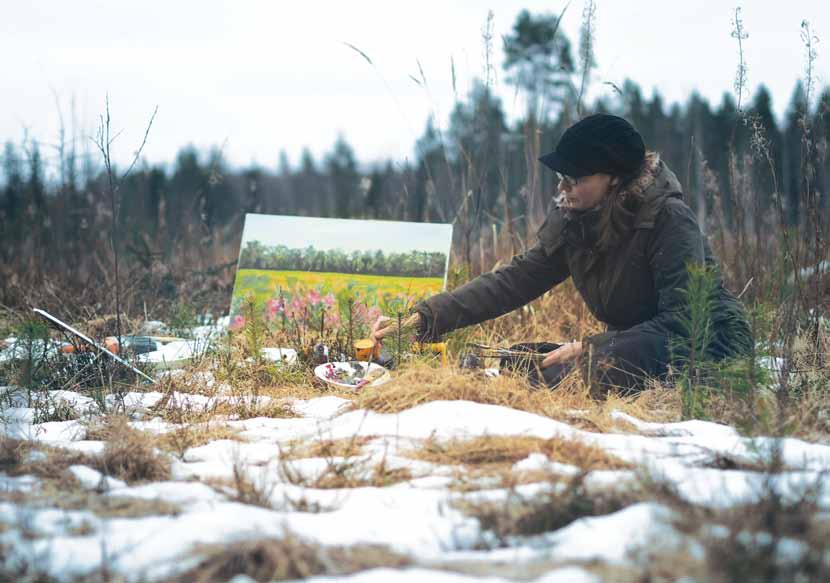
[121,106,159,181]
[342,42,373,66]
[731,7,749,113]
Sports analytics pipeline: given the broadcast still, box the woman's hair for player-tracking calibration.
[595,152,658,251]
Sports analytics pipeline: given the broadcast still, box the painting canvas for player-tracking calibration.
[230,214,453,322]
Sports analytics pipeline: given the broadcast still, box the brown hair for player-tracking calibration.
[595,152,657,251]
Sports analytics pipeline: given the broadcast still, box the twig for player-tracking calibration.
[576,0,597,117]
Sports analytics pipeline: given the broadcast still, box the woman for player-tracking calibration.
[373,114,752,395]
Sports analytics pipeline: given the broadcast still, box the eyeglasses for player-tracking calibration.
[556,172,581,188]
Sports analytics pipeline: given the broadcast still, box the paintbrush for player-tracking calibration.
[465,343,549,362]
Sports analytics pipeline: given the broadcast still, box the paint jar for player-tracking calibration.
[354,338,378,361]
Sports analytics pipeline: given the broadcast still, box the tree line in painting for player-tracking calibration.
[238,241,446,278]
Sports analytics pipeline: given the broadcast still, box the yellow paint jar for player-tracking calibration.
[354,338,378,361]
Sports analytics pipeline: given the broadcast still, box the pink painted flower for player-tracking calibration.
[266,297,285,318]
[323,293,336,308]
[325,311,341,327]
[229,314,246,331]
[290,297,305,312]
[307,289,322,305]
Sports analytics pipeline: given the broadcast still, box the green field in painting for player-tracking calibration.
[232,269,444,307]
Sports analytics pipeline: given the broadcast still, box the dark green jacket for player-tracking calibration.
[416,156,752,391]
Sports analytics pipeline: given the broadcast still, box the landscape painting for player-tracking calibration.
[230,214,453,317]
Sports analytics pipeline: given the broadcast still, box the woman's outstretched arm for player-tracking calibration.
[414,242,570,341]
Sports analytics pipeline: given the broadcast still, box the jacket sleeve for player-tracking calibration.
[414,242,570,341]
[586,199,705,353]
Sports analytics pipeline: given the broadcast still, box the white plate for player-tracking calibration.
[314,361,391,389]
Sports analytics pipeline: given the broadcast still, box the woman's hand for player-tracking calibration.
[541,341,583,368]
[371,313,422,343]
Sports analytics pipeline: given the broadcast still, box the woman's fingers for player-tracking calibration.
[541,346,564,368]
[540,342,583,368]
[371,313,422,342]
[371,316,394,341]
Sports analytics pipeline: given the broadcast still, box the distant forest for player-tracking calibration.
[239,242,446,278]
[1,9,828,312]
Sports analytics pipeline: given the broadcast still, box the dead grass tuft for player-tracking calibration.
[88,416,171,483]
[0,434,37,471]
[458,472,643,547]
[229,456,275,508]
[174,533,410,582]
[0,435,94,481]
[279,436,373,461]
[0,438,180,521]
[153,423,246,459]
[278,452,412,490]
[407,435,630,471]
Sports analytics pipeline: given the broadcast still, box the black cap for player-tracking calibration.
[539,114,646,178]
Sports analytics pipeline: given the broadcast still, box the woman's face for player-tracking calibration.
[557,172,617,210]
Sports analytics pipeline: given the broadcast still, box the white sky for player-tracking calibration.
[2,0,828,175]
[241,214,453,255]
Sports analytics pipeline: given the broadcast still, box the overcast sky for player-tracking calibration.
[241,214,453,255]
[2,1,828,174]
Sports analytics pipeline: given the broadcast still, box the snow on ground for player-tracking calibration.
[2,387,830,581]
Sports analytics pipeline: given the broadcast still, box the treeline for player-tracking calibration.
[239,242,446,278]
[1,9,828,313]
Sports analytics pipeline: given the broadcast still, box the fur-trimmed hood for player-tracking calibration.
[625,151,684,228]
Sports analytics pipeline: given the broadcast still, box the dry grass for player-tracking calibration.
[149,380,300,425]
[0,436,180,522]
[352,361,675,433]
[228,456,275,508]
[207,470,339,513]
[0,481,181,520]
[153,422,246,459]
[279,436,374,461]
[407,435,631,471]
[478,281,606,350]
[405,434,631,492]
[457,472,644,547]
[430,557,643,583]
[0,435,93,479]
[634,470,830,581]
[278,452,413,490]
[172,533,410,582]
[86,416,171,483]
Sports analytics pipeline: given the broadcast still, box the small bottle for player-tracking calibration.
[312,343,330,365]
